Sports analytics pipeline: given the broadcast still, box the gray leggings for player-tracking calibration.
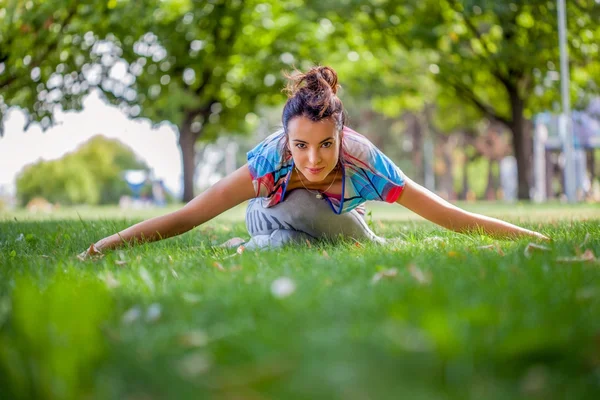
[244,189,385,250]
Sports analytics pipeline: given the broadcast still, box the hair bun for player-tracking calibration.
[281,65,345,126]
[284,66,340,97]
[306,66,339,95]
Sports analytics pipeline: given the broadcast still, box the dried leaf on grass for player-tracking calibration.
[557,249,597,264]
[409,264,431,285]
[576,287,597,301]
[77,243,104,261]
[208,358,292,392]
[182,292,202,304]
[122,306,142,325]
[581,233,591,247]
[100,271,120,289]
[271,277,296,298]
[322,250,330,259]
[520,365,549,397]
[145,303,162,323]
[386,238,409,248]
[524,243,551,258]
[177,352,212,379]
[138,267,155,292]
[212,261,225,271]
[219,237,246,248]
[178,330,209,348]
[423,236,446,247]
[476,244,505,256]
[371,268,398,284]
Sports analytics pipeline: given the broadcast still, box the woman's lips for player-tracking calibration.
[306,167,324,175]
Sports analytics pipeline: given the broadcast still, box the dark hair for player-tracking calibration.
[281,66,346,134]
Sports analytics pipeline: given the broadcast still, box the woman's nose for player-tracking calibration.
[308,149,321,165]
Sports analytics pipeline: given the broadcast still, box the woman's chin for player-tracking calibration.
[304,173,327,183]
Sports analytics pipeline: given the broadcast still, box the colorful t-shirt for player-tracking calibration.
[247,126,406,214]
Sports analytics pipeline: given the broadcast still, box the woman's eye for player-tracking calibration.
[295,143,306,149]
[322,142,332,148]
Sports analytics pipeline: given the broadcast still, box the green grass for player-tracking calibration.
[1,202,599,400]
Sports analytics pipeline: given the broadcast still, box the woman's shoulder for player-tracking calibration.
[341,126,406,203]
[342,125,372,145]
[341,126,381,165]
[341,125,404,178]
[248,129,286,156]
[247,129,290,178]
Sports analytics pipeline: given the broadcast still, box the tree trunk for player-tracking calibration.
[507,87,531,200]
[545,150,554,199]
[461,154,469,200]
[588,150,596,184]
[439,137,456,200]
[179,112,199,203]
[409,113,424,184]
[485,159,496,200]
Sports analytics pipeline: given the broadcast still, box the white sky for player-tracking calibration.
[0,90,183,196]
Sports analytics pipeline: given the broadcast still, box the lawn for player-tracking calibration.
[1,201,599,400]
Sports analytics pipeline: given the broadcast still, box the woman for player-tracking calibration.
[80,66,548,257]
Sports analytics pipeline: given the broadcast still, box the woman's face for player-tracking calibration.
[287,116,341,183]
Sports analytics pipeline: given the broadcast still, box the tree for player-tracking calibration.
[333,0,600,199]
[81,0,326,201]
[3,0,327,202]
[16,157,99,206]
[303,1,484,190]
[16,135,147,205]
[0,0,144,133]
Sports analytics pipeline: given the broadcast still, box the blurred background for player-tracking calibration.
[1,0,599,213]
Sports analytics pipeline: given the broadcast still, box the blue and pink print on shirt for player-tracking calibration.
[247,126,406,214]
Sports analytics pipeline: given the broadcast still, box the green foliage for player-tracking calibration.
[452,155,489,198]
[74,136,148,204]
[4,0,600,201]
[0,0,327,135]
[319,0,600,122]
[0,205,599,398]
[16,157,98,205]
[16,136,147,206]
[319,0,600,199]
[0,272,113,400]
[97,0,327,137]
[0,0,144,133]
[1,0,332,200]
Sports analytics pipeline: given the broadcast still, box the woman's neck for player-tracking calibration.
[288,165,343,195]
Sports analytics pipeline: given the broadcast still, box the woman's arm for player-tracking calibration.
[89,164,256,252]
[396,177,549,241]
